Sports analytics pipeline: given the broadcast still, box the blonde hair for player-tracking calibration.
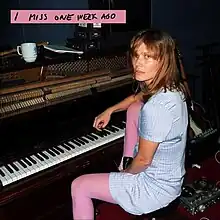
[130,28,186,102]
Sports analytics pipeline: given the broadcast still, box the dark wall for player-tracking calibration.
[3,0,220,65]
[1,0,88,46]
[1,0,150,49]
[152,0,220,102]
[152,0,220,73]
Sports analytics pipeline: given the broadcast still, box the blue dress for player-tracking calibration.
[109,90,188,215]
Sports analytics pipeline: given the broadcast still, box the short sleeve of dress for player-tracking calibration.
[139,102,173,143]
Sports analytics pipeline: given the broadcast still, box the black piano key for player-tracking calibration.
[28,156,37,164]
[0,169,5,177]
[23,158,32,166]
[122,121,126,128]
[62,144,72,150]
[89,133,98,140]
[19,160,27,168]
[52,148,60,155]
[103,129,111,136]
[103,129,111,135]
[76,138,85,145]
[106,126,117,133]
[71,140,81,146]
[66,142,76,149]
[101,130,109,136]
[80,137,89,143]
[104,131,110,136]
[10,163,19,172]
[109,125,119,131]
[36,154,44,161]
[99,130,106,136]
[5,164,14,173]
[47,149,56,157]
[39,152,49,159]
[85,134,95,141]
[55,146,65,153]
[20,160,29,168]
[89,134,99,140]
[114,122,124,129]
[94,131,104,137]
[100,130,108,136]
[50,148,57,157]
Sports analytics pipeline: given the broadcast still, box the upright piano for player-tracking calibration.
[0,51,133,220]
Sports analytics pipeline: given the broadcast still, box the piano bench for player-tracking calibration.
[134,197,180,220]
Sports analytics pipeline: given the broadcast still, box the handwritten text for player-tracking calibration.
[11,10,126,24]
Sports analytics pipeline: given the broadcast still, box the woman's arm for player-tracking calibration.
[93,92,143,130]
[125,138,159,174]
[107,92,143,114]
[125,102,173,174]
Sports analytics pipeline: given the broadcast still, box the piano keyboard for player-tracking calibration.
[0,122,126,187]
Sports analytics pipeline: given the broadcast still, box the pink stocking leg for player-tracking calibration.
[119,101,143,170]
[71,173,116,220]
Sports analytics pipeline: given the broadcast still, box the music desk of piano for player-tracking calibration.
[0,55,133,219]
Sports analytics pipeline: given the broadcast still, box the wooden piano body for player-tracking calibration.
[0,52,133,220]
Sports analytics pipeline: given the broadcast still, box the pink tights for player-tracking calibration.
[71,101,143,220]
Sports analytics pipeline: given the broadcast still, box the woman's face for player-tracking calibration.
[132,43,160,83]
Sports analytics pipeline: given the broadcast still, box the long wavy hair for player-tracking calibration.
[130,28,187,102]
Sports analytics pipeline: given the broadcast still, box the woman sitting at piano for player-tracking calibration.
[71,28,188,219]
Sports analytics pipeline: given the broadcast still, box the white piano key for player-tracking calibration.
[51,148,63,162]
[14,161,28,179]
[6,164,19,181]
[24,158,36,175]
[9,163,23,178]
[0,175,7,186]
[20,159,33,176]
[1,167,13,185]
[0,168,8,186]
[57,145,72,161]
[36,153,50,169]
[29,155,43,172]
[62,143,79,158]
[42,151,57,166]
